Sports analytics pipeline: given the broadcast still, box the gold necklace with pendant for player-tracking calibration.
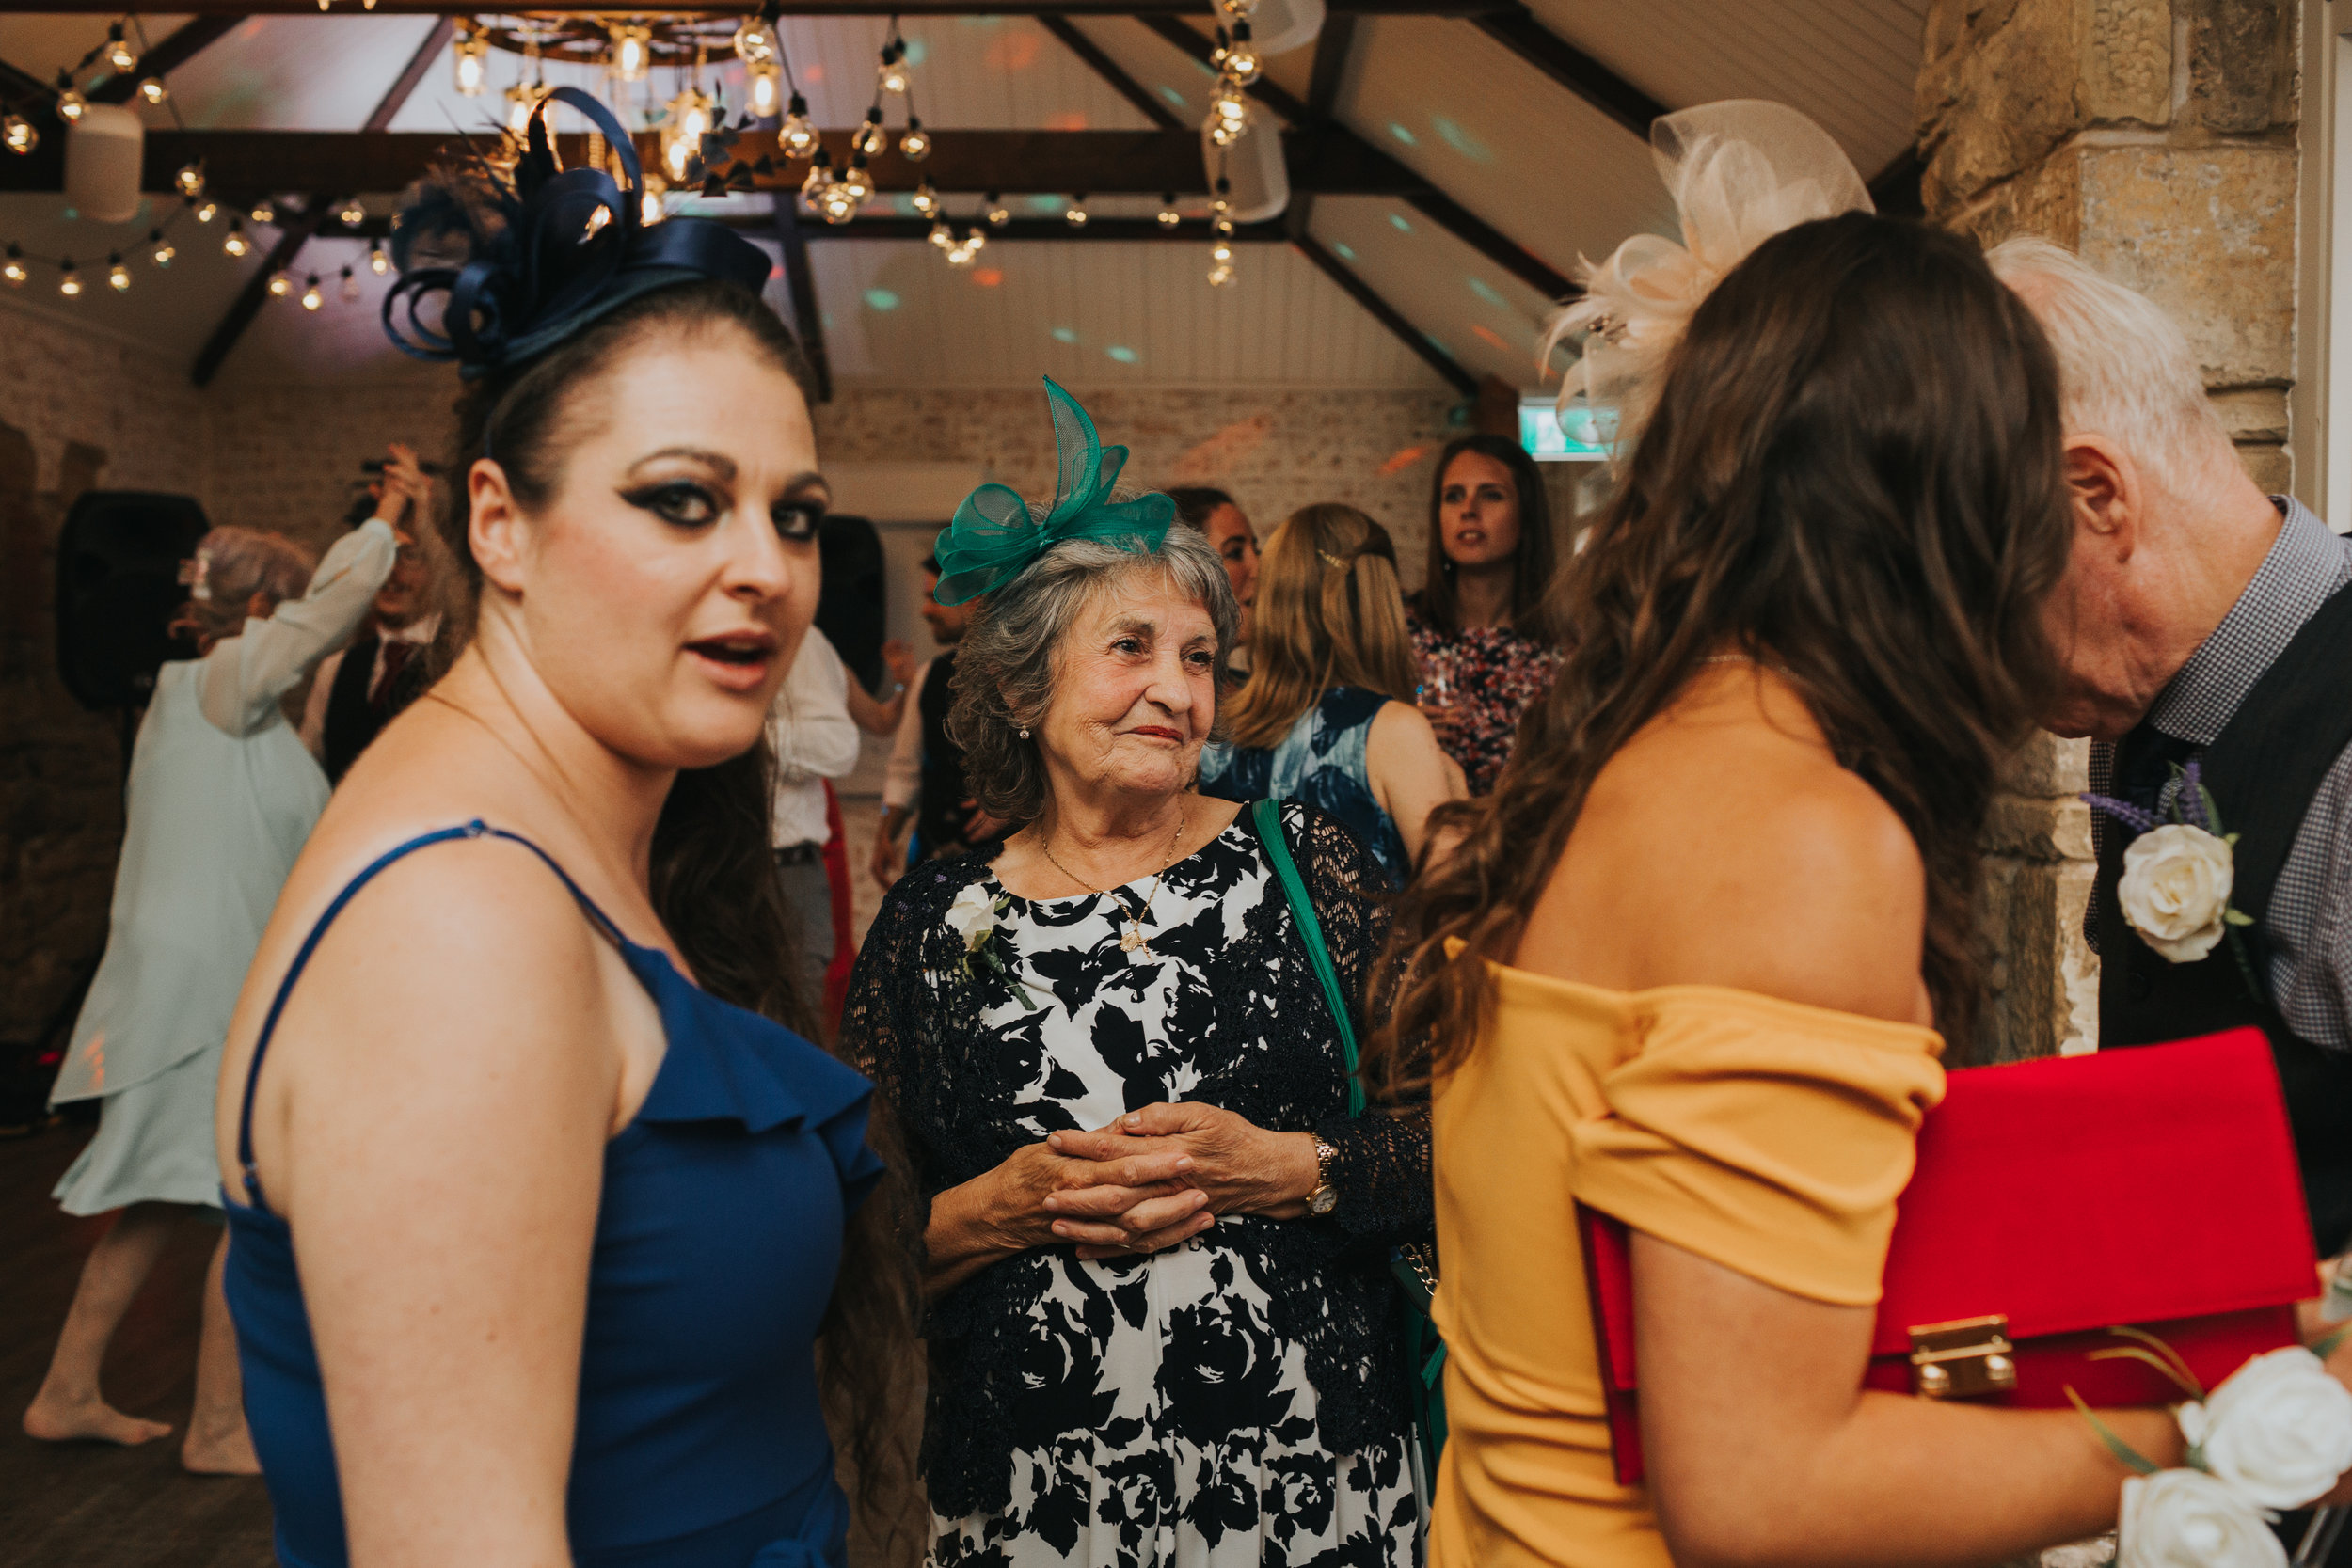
[1039,806,1187,956]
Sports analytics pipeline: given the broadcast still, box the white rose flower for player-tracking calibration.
[2192,1347,2352,1511]
[945,884,998,952]
[2118,823,2235,963]
[2117,1468,2285,1568]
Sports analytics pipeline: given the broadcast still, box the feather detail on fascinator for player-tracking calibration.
[382,87,771,379]
[1541,101,1871,455]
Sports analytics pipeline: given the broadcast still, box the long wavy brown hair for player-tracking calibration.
[1369,214,2071,1087]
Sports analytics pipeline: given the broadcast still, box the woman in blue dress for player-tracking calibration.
[210,92,912,1568]
[1199,504,1464,887]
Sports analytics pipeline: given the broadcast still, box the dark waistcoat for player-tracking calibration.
[320,632,427,786]
[916,650,970,855]
[2095,583,2352,1255]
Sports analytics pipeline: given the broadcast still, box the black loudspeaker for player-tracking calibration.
[816,513,887,692]
[54,490,209,711]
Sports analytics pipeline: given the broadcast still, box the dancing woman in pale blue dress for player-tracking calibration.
[23,461,413,1471]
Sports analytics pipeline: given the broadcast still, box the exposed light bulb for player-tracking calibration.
[2,246,24,287]
[368,242,389,275]
[912,181,939,218]
[748,60,782,119]
[1207,262,1235,288]
[1215,215,1234,236]
[505,82,541,136]
[57,84,88,124]
[899,119,930,162]
[640,171,667,226]
[223,222,249,258]
[964,227,986,253]
[105,26,136,74]
[195,198,218,224]
[839,155,873,204]
[300,275,324,311]
[611,24,651,83]
[854,110,885,159]
[820,183,858,225]
[339,198,366,229]
[59,263,82,297]
[138,76,168,106]
[151,230,174,267]
[267,270,292,298]
[986,195,1010,228]
[877,51,911,96]
[929,218,953,249]
[946,242,976,268]
[661,87,712,182]
[779,96,817,157]
[1224,23,1262,86]
[1158,195,1182,228]
[800,149,834,198]
[733,15,777,65]
[1065,196,1089,228]
[251,198,276,226]
[4,116,37,156]
[453,29,488,96]
[341,265,361,303]
[176,162,205,198]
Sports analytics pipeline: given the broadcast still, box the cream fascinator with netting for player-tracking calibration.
[1542,100,1872,454]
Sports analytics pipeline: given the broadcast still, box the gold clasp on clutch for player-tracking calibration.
[1908,1315,2017,1399]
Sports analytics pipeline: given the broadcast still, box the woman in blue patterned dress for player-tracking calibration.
[1200,505,1464,888]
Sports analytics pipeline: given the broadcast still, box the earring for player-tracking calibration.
[1018,726,1030,739]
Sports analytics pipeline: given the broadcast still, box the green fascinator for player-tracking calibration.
[932,378,1177,605]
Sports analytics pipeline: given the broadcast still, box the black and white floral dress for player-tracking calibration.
[843,803,1431,1568]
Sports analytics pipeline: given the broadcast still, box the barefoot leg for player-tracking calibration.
[182,1230,259,1475]
[24,1202,182,1446]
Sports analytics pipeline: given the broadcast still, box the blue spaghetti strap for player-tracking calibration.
[234,819,627,1209]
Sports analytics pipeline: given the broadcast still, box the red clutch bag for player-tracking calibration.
[1580,1028,2318,1487]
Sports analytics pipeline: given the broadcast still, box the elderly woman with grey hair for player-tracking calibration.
[842,383,1429,1568]
[27,449,421,1472]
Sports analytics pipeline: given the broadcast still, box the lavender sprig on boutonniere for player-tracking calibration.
[944,883,1041,1010]
[2083,759,2263,998]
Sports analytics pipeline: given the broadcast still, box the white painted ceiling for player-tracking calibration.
[0,4,1929,392]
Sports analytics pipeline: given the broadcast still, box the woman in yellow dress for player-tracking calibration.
[1372,108,2352,1568]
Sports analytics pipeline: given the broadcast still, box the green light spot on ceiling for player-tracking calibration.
[1052,326,1080,343]
[1106,345,1139,363]
[1389,214,1412,232]
[1030,194,1069,214]
[1431,115,1495,164]
[1333,242,1356,261]
[1388,122,1418,146]
[1468,277,1508,308]
[1158,85,1187,109]
[864,288,900,311]
[1424,332,1448,350]
[903,39,929,64]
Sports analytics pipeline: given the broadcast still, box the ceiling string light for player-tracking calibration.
[1158,193,1183,228]
[1065,194,1089,229]
[103,23,136,75]
[453,21,489,96]
[3,116,34,156]
[1207,168,1236,288]
[986,192,1011,228]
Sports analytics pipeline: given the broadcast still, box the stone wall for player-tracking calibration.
[1915,0,2300,1059]
[204,372,462,554]
[0,309,211,1051]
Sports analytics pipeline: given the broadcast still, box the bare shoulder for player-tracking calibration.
[1520,673,1930,1025]
[1367,697,1440,753]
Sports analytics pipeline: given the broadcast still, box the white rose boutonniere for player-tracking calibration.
[2115,1468,2285,1568]
[945,883,1040,1009]
[2119,825,2235,964]
[2085,758,2260,983]
[2182,1347,2352,1511]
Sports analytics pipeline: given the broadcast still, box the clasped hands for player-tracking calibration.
[994,1102,1323,1262]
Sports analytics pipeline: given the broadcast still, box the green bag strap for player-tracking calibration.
[1247,799,1365,1118]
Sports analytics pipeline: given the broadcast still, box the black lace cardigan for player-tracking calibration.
[839,803,1434,1520]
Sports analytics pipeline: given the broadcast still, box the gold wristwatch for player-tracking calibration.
[1308,1138,1339,1216]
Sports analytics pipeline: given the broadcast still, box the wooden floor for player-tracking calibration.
[0,1126,275,1568]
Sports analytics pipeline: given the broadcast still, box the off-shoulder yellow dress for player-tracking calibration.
[1426,960,1947,1568]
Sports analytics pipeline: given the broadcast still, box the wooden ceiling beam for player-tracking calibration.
[1038,18,1182,131]
[1136,14,1575,298]
[770,193,832,403]
[363,17,454,132]
[1286,12,1358,239]
[0,128,1435,199]
[1468,5,1664,140]
[733,214,1295,242]
[1294,231,1475,395]
[90,17,244,105]
[190,194,334,388]
[18,0,1519,15]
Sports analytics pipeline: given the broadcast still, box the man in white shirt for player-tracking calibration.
[769,627,912,1007]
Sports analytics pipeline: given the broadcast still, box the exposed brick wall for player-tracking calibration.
[0,308,210,1048]
[203,371,462,554]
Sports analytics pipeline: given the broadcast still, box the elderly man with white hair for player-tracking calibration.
[1990,237,2352,1264]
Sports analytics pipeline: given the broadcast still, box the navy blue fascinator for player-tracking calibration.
[382,87,772,379]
